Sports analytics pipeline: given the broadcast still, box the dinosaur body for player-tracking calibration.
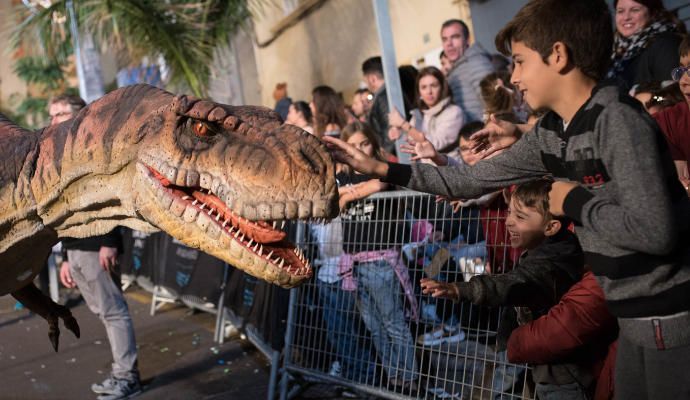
[1,84,338,300]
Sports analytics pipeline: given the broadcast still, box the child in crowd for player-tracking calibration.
[420,179,586,399]
[654,35,690,195]
[336,121,419,393]
[324,1,690,398]
[401,121,522,272]
[507,269,618,400]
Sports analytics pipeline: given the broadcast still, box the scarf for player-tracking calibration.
[607,19,676,79]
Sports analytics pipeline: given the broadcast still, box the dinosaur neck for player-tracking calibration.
[32,85,174,238]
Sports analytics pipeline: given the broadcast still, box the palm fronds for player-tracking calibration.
[12,0,253,97]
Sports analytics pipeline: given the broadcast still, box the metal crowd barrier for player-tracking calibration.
[277,190,534,400]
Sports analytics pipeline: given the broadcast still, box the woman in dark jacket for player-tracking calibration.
[608,0,685,89]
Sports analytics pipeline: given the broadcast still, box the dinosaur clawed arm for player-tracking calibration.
[10,283,80,352]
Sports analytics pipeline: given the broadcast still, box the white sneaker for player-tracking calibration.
[427,386,460,399]
[329,360,342,377]
[417,324,466,346]
[94,378,142,400]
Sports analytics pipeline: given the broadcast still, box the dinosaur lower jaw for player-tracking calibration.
[141,163,312,278]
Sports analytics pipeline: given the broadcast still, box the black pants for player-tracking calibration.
[615,334,690,400]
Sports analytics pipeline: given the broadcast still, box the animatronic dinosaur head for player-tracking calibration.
[31,85,338,288]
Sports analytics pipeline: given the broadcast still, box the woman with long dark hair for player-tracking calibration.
[310,85,348,138]
[388,66,464,161]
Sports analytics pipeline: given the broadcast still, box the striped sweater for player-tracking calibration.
[385,82,690,319]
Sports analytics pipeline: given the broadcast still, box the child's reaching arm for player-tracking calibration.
[324,129,548,200]
[420,258,573,308]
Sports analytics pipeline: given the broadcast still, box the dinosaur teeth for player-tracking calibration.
[267,250,274,259]
[182,196,190,200]
[215,213,221,221]
[253,243,259,252]
[222,220,228,228]
[234,230,240,238]
[207,208,213,215]
[278,259,284,268]
[272,221,278,229]
[200,203,206,210]
[258,245,263,256]
[281,221,286,229]
[192,199,198,205]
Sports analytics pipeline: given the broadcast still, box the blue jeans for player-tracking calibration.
[355,260,418,382]
[492,350,526,400]
[535,382,587,400]
[68,250,139,382]
[316,279,374,383]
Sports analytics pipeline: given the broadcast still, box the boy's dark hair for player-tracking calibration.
[441,19,470,40]
[362,56,384,78]
[512,178,554,220]
[439,50,447,59]
[49,94,86,113]
[679,35,690,58]
[458,121,485,141]
[495,0,613,81]
[292,101,312,124]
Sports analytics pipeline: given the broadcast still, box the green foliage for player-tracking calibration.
[13,57,65,91]
[12,0,253,97]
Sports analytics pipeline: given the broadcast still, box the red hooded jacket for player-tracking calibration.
[507,271,618,399]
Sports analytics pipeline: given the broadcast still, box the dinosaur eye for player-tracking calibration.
[192,121,211,137]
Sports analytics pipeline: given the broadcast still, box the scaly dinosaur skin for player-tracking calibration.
[0,84,339,298]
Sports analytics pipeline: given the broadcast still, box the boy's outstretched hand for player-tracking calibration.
[469,114,522,157]
[420,278,460,301]
[322,136,389,178]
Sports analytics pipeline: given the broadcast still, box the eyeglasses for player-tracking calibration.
[671,66,690,81]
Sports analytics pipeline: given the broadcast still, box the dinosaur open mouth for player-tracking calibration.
[146,165,311,277]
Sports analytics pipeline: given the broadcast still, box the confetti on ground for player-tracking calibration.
[10,355,16,360]
[217,359,225,365]
[66,358,76,363]
[210,347,219,354]
[223,368,230,374]
[176,352,182,356]
[94,340,102,345]
[40,365,45,369]
[160,347,169,353]
[253,369,259,374]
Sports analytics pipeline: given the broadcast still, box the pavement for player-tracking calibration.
[0,287,272,400]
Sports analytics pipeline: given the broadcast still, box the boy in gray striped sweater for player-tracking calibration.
[324,1,690,398]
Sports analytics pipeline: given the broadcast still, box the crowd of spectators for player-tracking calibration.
[278,1,690,399]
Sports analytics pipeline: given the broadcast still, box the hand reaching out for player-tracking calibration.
[388,107,406,129]
[469,114,521,157]
[322,136,389,178]
[420,278,460,301]
[400,139,438,161]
